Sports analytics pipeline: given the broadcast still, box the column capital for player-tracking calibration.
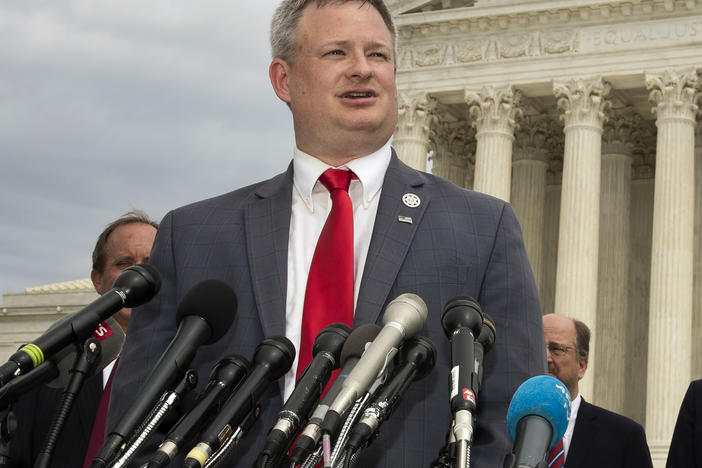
[553,76,611,130]
[464,84,523,137]
[396,91,439,140]
[513,114,559,163]
[646,69,701,124]
[602,107,644,156]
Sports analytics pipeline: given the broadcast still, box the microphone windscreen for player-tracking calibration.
[506,375,571,451]
[176,279,237,344]
[46,315,125,389]
[340,324,381,367]
[114,263,162,307]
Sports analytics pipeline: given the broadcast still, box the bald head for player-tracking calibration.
[542,313,589,399]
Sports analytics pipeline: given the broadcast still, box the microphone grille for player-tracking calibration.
[506,375,571,450]
[176,279,237,344]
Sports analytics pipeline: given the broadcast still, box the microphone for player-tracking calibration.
[289,323,381,465]
[441,296,483,447]
[346,334,436,452]
[503,375,571,468]
[146,355,250,468]
[0,264,159,387]
[472,312,496,400]
[92,279,236,468]
[182,336,295,468]
[0,316,125,409]
[320,293,428,439]
[255,323,351,468]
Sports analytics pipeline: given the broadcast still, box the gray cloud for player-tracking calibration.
[0,1,295,294]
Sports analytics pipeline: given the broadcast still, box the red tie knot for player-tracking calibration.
[319,169,355,193]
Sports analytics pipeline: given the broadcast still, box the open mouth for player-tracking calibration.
[342,91,375,99]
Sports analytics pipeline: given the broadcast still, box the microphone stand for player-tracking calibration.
[109,369,198,468]
[0,407,17,468]
[35,337,102,468]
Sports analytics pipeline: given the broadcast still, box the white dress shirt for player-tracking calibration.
[563,393,582,460]
[283,139,392,399]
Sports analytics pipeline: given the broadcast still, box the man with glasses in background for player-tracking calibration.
[542,314,653,468]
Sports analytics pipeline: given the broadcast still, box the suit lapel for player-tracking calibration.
[566,399,597,468]
[245,164,293,338]
[354,152,430,326]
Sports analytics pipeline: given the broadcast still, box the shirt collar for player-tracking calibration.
[292,138,392,210]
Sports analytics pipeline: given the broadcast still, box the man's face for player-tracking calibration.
[543,314,587,399]
[91,222,157,332]
[270,1,398,163]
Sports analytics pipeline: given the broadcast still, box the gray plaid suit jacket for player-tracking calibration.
[106,152,546,467]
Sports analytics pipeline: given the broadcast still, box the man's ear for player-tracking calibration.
[90,269,102,294]
[577,355,588,380]
[269,58,292,104]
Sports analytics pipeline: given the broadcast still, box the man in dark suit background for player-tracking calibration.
[8,211,157,468]
[542,314,653,468]
[667,379,702,467]
[105,1,546,467]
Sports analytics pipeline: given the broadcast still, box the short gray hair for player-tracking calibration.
[270,0,396,64]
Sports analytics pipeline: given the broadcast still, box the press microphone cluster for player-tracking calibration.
[255,323,351,468]
[503,375,571,468]
[146,355,251,468]
[0,264,160,388]
[255,293,431,468]
[91,278,237,468]
[182,336,295,468]
[288,323,381,466]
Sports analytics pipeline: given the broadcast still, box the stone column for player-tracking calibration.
[645,69,700,464]
[626,142,656,425]
[694,125,702,378]
[552,77,611,400]
[430,119,475,189]
[511,114,553,294]
[465,85,522,202]
[542,153,564,317]
[395,91,438,171]
[594,109,639,414]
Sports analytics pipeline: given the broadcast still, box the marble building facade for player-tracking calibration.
[389,0,702,464]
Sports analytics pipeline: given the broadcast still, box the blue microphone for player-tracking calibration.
[503,375,571,468]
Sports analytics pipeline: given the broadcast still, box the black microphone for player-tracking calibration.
[91,279,236,468]
[346,335,437,452]
[0,264,159,387]
[182,336,295,468]
[320,293,428,439]
[255,323,350,468]
[473,312,496,400]
[0,316,125,410]
[503,376,571,468]
[289,323,381,465]
[441,296,484,468]
[146,355,250,468]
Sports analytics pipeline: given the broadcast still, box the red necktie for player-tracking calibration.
[546,439,565,468]
[83,359,118,468]
[296,169,356,379]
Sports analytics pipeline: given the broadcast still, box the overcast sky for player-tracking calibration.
[0,1,296,295]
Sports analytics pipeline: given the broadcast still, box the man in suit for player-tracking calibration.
[105,1,546,467]
[667,379,702,467]
[7,211,157,468]
[542,314,653,468]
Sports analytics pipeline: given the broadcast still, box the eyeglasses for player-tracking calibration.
[547,343,574,357]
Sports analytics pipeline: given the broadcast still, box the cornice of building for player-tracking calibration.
[395,0,701,37]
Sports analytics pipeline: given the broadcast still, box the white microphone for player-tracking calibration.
[320,293,428,438]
